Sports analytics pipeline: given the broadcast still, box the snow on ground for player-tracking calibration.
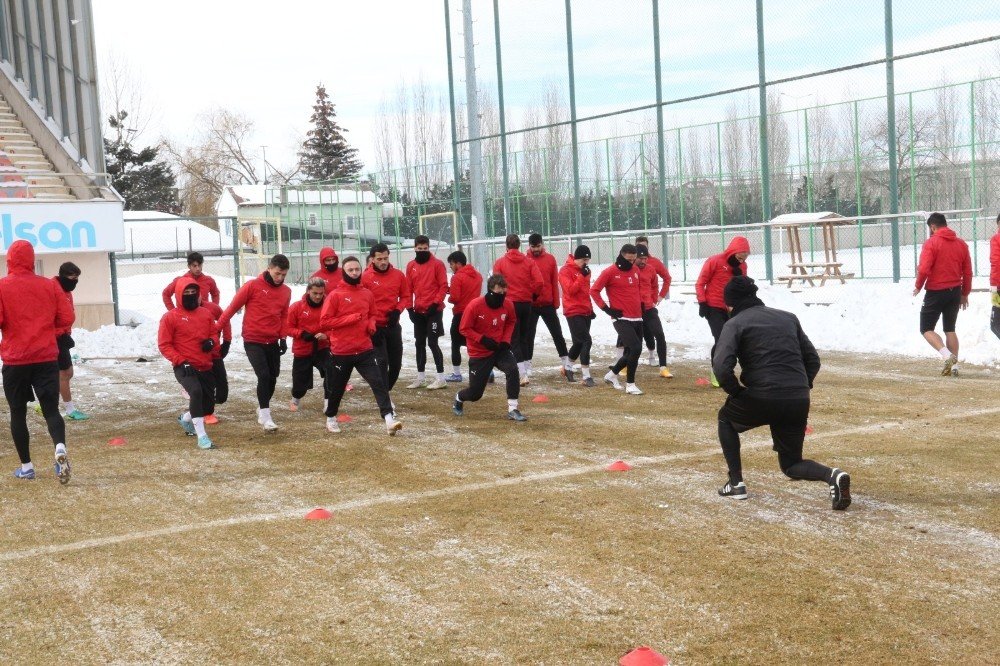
[72,262,1000,369]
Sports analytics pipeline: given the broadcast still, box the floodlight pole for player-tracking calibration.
[756,0,774,282]
[443,0,464,227]
[462,0,488,271]
[565,0,583,241]
[493,0,512,235]
[652,0,669,263]
[885,0,901,282]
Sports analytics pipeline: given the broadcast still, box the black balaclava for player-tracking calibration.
[342,270,362,286]
[615,255,633,271]
[181,289,200,311]
[414,250,432,264]
[263,271,277,286]
[728,253,744,276]
[325,260,339,273]
[373,262,391,274]
[58,275,78,292]
[484,291,505,309]
[306,294,324,308]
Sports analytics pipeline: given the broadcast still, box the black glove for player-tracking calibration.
[531,293,539,301]
[387,309,401,327]
[301,330,316,341]
[427,303,439,316]
[277,339,287,355]
[407,308,416,323]
[581,265,590,276]
[603,306,623,319]
[200,339,215,352]
[58,333,75,350]
[480,336,499,351]
[589,311,597,320]
[180,362,196,377]
[699,302,711,318]
[498,341,511,353]
[220,341,231,359]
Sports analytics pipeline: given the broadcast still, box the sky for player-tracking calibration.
[90,0,999,177]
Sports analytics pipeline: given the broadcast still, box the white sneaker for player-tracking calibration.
[426,378,447,390]
[326,417,341,433]
[406,379,425,389]
[604,371,623,390]
[647,350,657,366]
[386,417,403,436]
[258,417,279,431]
[626,383,644,395]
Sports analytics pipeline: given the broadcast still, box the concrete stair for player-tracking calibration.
[0,95,75,200]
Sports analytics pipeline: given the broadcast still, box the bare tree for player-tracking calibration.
[100,51,153,143]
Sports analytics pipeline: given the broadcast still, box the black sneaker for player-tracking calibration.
[507,409,528,422]
[830,469,851,510]
[718,480,748,500]
[564,367,575,382]
[452,398,464,416]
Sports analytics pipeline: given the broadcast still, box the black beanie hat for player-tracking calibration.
[574,245,591,259]
[635,245,649,257]
[723,275,758,307]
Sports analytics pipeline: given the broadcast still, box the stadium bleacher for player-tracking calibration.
[0,92,75,201]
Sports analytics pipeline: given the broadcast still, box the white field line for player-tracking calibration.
[2,405,999,563]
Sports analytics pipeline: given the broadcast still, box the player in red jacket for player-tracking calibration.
[913,212,973,376]
[162,252,221,310]
[492,234,544,384]
[405,235,449,389]
[452,274,527,422]
[524,233,572,378]
[559,245,594,385]
[445,250,483,383]
[363,243,411,391]
[696,236,750,386]
[319,256,402,435]
[591,244,645,395]
[158,278,218,449]
[310,246,342,290]
[0,240,75,482]
[285,278,330,412]
[50,261,89,420]
[201,298,231,424]
[635,235,673,378]
[991,212,1000,341]
[217,254,292,431]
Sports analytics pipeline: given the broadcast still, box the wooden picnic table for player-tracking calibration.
[771,214,856,287]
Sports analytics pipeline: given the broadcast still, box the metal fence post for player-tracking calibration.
[492,0,512,234]
[652,0,670,263]
[756,0,773,282]
[443,0,464,221]
[109,252,120,326]
[565,0,583,241]
[231,217,242,289]
[885,0,901,282]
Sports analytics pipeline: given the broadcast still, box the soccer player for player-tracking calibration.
[285,277,330,411]
[52,262,88,420]
[405,236,449,389]
[310,246,342,289]
[713,276,851,510]
[320,256,402,435]
[559,245,594,386]
[0,240,74,482]
[159,279,218,450]
[452,274,527,422]
[913,212,973,376]
[445,250,483,383]
[591,244,645,395]
[991,212,1000,340]
[492,234,543,385]
[696,236,750,386]
[635,235,673,377]
[162,251,221,309]
[217,254,292,431]
[524,233,573,379]
[363,243,410,392]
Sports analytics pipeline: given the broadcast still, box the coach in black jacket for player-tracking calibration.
[712,276,851,510]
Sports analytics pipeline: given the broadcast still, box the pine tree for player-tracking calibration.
[104,110,179,212]
[299,84,363,182]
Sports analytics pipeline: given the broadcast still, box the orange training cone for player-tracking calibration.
[532,394,550,403]
[108,437,126,447]
[204,414,220,425]
[805,424,814,434]
[304,508,332,520]
[336,414,352,423]
[695,377,711,386]
[607,460,632,472]
[620,646,669,666]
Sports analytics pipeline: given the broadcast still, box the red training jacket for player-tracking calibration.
[915,227,972,295]
[157,277,216,372]
[696,236,750,309]
[310,247,342,289]
[644,254,672,301]
[591,261,643,320]
[637,262,660,310]
[526,249,560,308]
[989,231,999,288]
[448,263,483,314]
[319,281,376,355]
[558,255,593,317]
[405,255,448,314]
[0,241,74,365]
[162,271,220,310]
[202,301,231,360]
[492,249,543,304]
[217,272,292,344]
[362,263,411,327]
[286,294,331,358]
[459,295,517,359]
[52,275,75,337]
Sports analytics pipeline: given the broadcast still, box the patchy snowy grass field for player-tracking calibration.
[0,343,996,664]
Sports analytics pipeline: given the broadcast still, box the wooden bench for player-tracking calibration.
[779,263,854,287]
